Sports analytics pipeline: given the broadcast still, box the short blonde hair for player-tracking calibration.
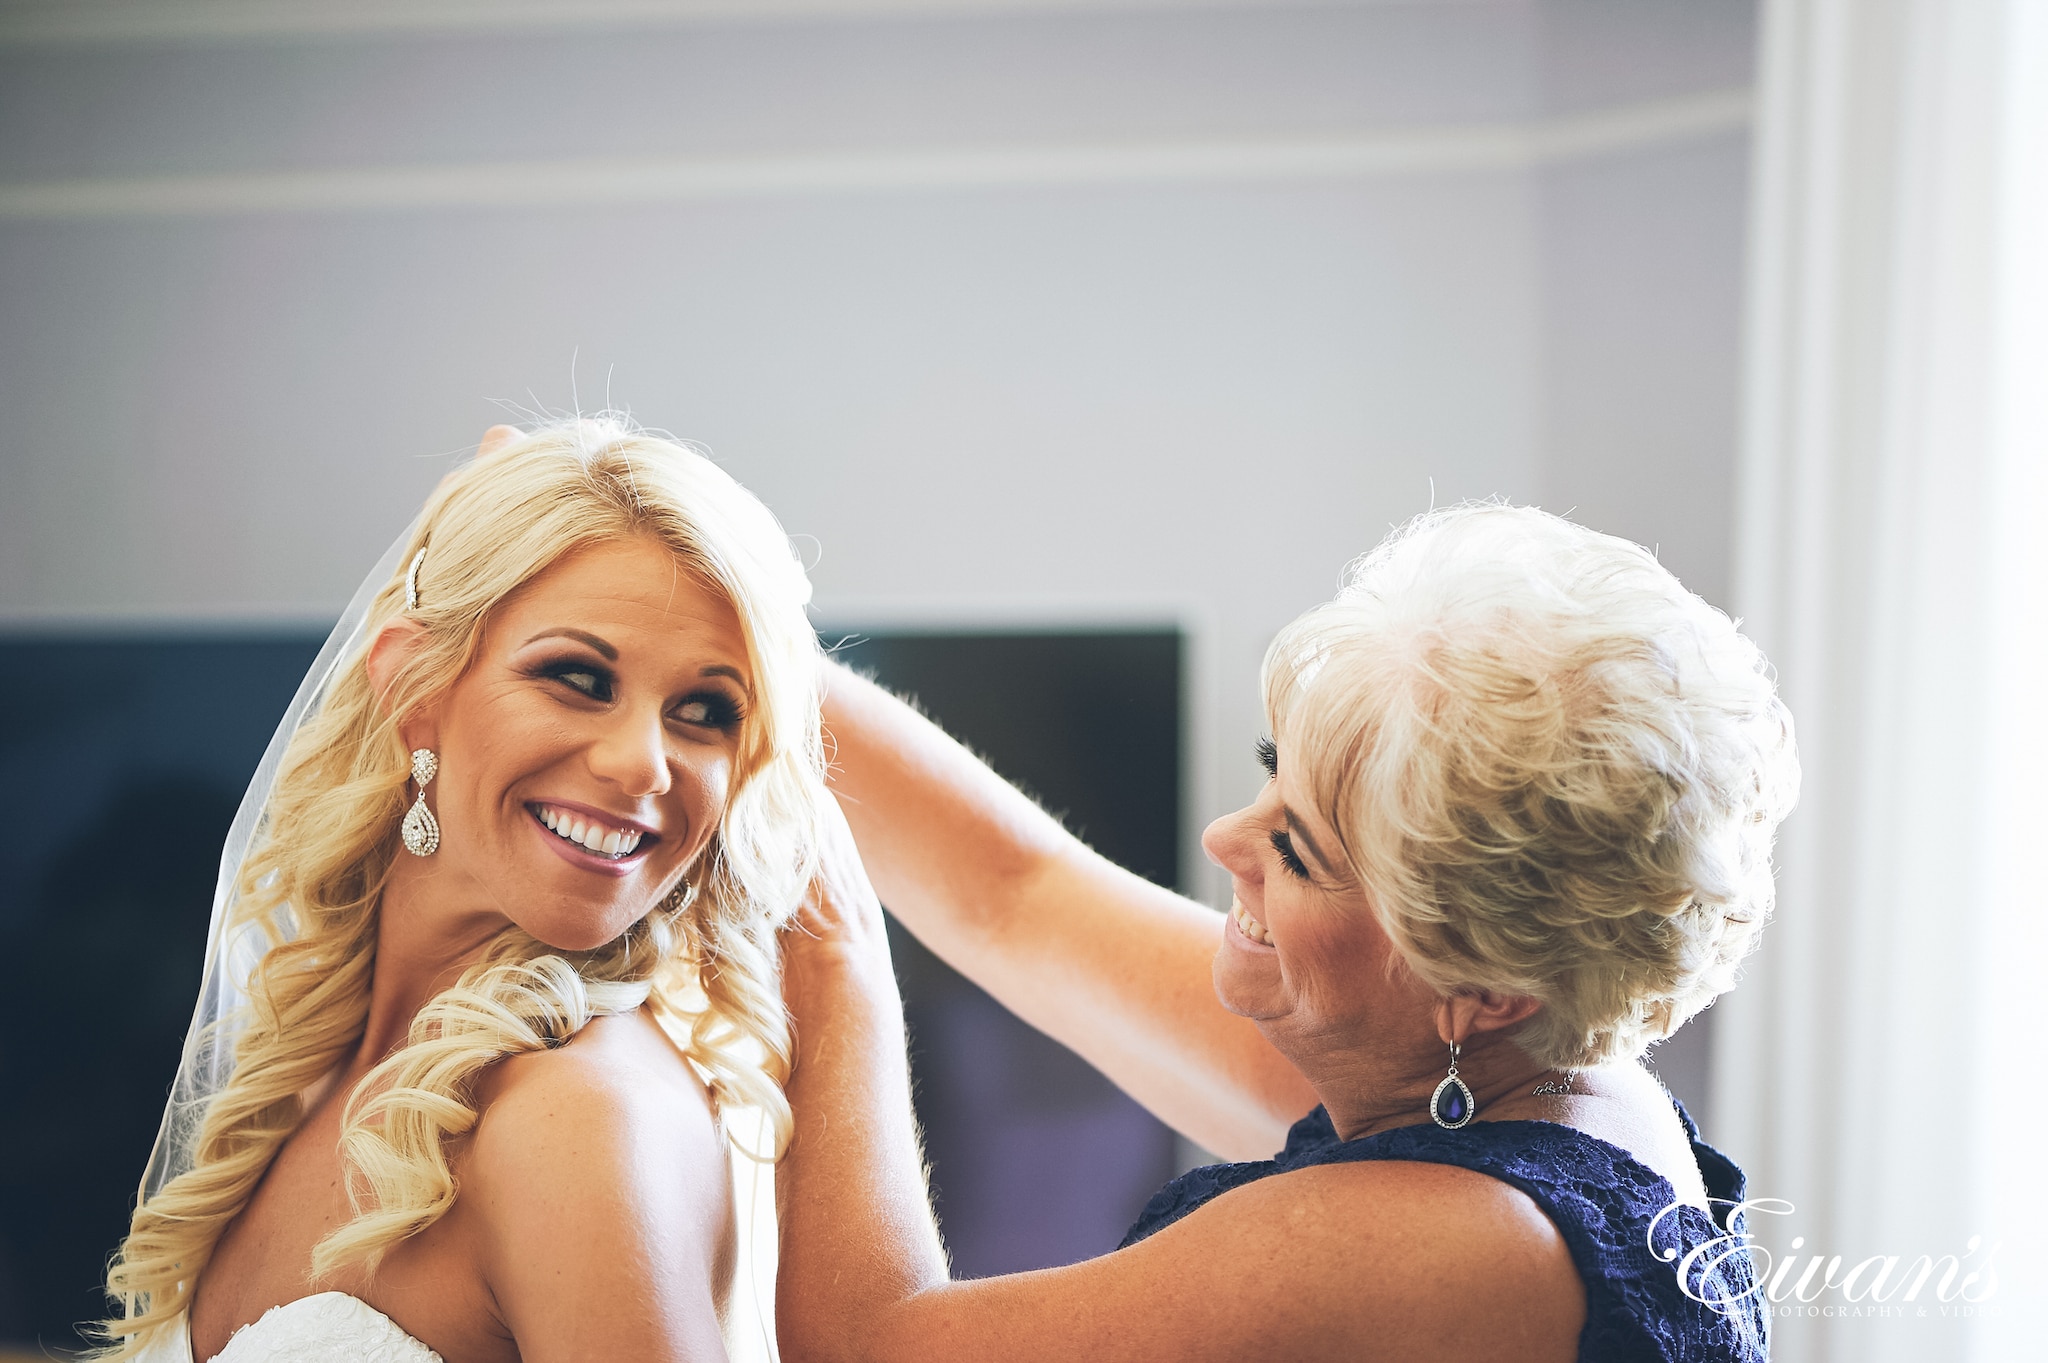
[1266,505,1798,1069]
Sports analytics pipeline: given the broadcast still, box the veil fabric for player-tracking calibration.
[140,521,419,1202]
[134,514,779,1362]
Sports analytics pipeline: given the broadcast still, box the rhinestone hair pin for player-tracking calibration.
[404,546,427,611]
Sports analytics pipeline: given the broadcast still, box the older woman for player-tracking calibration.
[777,505,1794,1363]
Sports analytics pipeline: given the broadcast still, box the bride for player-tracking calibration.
[104,420,824,1362]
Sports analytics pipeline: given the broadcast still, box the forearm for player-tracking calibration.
[820,662,1071,949]
[778,939,948,1363]
[821,664,1313,1155]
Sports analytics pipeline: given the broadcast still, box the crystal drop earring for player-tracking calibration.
[400,748,440,857]
[1429,1040,1476,1129]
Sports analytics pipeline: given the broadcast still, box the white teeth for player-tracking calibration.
[534,805,644,858]
[1234,903,1273,946]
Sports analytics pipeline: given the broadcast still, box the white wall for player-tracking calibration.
[1534,0,1756,608]
[1528,0,1758,1117]
[0,0,1754,1116]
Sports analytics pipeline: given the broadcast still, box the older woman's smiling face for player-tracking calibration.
[1203,738,1439,1055]
[402,534,750,952]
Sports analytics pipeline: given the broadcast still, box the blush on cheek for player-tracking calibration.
[1302,900,1417,1019]
[674,759,733,862]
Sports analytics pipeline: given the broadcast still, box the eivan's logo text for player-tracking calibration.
[1648,1198,1999,1312]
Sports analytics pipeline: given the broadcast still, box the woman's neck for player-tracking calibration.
[1297,1032,1564,1143]
[354,856,511,1065]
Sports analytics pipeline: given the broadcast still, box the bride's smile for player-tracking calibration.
[529,800,654,866]
[383,533,752,955]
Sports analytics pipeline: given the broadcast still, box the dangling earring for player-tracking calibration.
[1430,1040,1475,1129]
[400,748,440,857]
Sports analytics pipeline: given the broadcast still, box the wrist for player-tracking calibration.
[783,930,898,1007]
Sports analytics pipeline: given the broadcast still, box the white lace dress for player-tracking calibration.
[134,1294,443,1363]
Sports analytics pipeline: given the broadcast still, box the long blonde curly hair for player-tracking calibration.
[100,419,823,1355]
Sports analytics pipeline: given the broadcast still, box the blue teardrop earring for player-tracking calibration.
[1430,1040,1476,1129]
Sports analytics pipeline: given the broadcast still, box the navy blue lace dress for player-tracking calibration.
[1121,1102,1766,1363]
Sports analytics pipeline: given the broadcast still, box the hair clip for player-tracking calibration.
[405,547,427,612]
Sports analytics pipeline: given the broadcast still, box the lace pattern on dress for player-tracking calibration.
[1120,1101,1767,1363]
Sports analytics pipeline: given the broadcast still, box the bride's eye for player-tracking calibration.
[537,659,613,701]
[673,692,743,730]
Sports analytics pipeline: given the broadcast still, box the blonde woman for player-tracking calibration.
[779,505,1794,1362]
[107,419,821,1363]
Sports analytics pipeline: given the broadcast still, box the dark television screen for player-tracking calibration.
[827,630,1183,1277]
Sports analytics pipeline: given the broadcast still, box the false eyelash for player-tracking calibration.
[534,654,746,731]
[1256,736,1278,778]
[537,657,614,701]
[676,690,746,731]
[1269,828,1311,880]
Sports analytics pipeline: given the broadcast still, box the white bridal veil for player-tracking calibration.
[140,522,416,1202]
[135,514,779,1362]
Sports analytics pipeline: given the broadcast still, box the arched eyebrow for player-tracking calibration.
[700,664,749,692]
[525,627,750,693]
[1283,808,1339,880]
[523,627,618,660]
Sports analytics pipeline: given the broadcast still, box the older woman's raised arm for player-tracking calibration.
[820,662,1313,1158]
[776,798,1583,1363]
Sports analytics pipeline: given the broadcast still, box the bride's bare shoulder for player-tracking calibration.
[469,1007,726,1182]
[457,1009,736,1358]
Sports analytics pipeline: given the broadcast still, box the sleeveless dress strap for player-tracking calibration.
[1121,1102,1767,1363]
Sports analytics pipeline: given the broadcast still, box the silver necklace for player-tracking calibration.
[1531,1074,1575,1096]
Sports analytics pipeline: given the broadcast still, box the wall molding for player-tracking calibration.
[0,87,1749,221]
[0,0,1421,47]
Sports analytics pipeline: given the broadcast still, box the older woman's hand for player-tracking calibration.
[787,792,891,961]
